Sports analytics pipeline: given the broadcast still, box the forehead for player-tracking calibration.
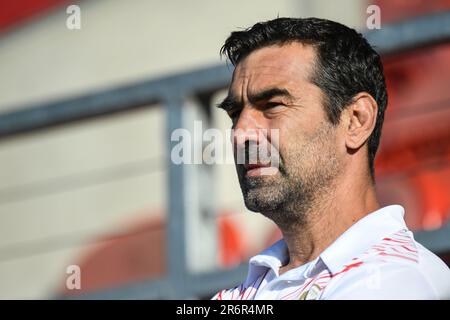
[231,42,317,94]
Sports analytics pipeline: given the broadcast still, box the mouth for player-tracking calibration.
[243,163,278,177]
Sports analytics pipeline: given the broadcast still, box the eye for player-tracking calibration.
[265,102,283,109]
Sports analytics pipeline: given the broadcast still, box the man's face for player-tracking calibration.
[224,42,343,225]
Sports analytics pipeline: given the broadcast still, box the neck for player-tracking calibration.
[277,170,379,275]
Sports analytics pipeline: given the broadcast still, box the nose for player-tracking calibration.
[231,107,272,167]
[232,106,267,146]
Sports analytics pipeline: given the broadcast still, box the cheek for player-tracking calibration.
[272,116,311,153]
[275,106,324,136]
[276,127,306,168]
[268,107,332,164]
[280,123,339,168]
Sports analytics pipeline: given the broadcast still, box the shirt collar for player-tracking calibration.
[248,238,289,273]
[245,204,407,282]
[244,239,288,285]
[320,204,407,274]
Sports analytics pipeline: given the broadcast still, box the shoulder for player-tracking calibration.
[322,230,450,299]
[413,240,450,297]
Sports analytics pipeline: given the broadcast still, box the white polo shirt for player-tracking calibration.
[212,205,450,300]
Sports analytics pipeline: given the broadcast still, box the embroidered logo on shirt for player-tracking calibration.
[298,284,322,300]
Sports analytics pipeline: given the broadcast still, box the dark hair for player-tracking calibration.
[221,17,388,178]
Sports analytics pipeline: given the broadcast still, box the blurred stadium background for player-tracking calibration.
[0,0,449,299]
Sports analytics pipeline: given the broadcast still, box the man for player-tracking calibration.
[213,17,450,300]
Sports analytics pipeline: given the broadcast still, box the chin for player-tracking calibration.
[242,186,285,213]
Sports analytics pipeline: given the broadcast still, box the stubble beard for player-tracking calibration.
[237,123,341,230]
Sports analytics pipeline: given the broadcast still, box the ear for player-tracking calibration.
[343,92,378,150]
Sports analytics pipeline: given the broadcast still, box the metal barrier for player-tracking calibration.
[1,11,450,299]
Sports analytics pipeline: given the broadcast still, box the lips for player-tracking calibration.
[244,163,271,171]
[243,163,279,177]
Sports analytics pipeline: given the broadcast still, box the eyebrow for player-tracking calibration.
[216,87,294,111]
[216,94,238,112]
